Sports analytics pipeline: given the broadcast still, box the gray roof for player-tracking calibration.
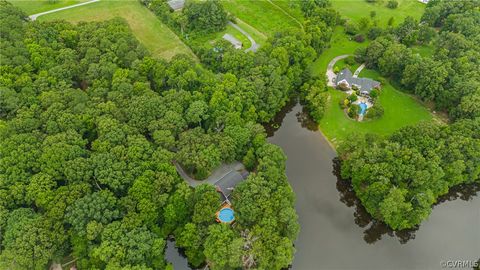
[167,0,185,10]
[222,34,242,48]
[215,170,248,199]
[335,68,380,93]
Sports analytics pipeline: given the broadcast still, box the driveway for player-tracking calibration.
[326,54,350,87]
[173,161,245,187]
[29,0,100,21]
[228,21,259,52]
[353,63,365,78]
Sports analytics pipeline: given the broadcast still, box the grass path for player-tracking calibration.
[29,0,99,20]
[38,0,194,60]
[223,0,300,37]
[266,0,303,30]
[9,0,88,15]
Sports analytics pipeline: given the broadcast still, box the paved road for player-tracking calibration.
[326,54,350,87]
[228,21,259,52]
[353,63,365,78]
[29,0,100,21]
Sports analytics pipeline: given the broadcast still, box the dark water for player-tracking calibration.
[268,103,480,270]
[165,239,191,270]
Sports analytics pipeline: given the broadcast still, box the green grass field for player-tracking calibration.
[36,0,194,60]
[223,0,301,38]
[9,0,87,15]
[331,0,426,27]
[189,23,251,50]
[311,26,370,75]
[333,56,360,73]
[319,68,435,147]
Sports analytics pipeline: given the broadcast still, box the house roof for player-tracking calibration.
[215,170,248,199]
[167,0,185,11]
[335,68,380,93]
[222,34,242,47]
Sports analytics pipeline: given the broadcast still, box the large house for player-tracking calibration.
[335,68,380,96]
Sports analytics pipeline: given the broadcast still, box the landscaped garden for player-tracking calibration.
[319,68,435,147]
[38,0,194,60]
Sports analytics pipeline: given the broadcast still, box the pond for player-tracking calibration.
[268,103,480,270]
[166,103,480,270]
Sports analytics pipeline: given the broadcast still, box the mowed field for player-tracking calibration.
[331,0,426,27]
[9,0,87,15]
[35,0,194,60]
[223,0,301,38]
[319,68,436,147]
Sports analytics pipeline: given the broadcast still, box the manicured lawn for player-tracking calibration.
[38,0,194,60]
[9,0,87,15]
[331,0,426,27]
[333,56,360,73]
[311,26,370,75]
[223,0,301,37]
[319,68,435,147]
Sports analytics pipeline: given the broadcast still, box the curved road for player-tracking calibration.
[326,54,350,87]
[228,21,259,52]
[29,0,100,21]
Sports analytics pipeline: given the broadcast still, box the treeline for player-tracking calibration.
[340,0,480,230]
[142,0,340,124]
[0,2,299,269]
[355,0,480,119]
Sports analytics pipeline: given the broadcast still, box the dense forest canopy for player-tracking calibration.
[342,0,480,230]
[1,0,479,268]
[0,0,328,268]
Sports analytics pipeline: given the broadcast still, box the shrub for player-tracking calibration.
[387,0,398,9]
[354,47,367,63]
[344,21,359,35]
[345,56,356,66]
[348,104,360,118]
[369,89,379,99]
[347,93,358,102]
[365,103,384,119]
[334,66,340,73]
[354,34,365,43]
[367,27,383,40]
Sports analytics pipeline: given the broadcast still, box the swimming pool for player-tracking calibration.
[218,208,235,223]
[359,102,367,115]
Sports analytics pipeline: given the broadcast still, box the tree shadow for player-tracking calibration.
[264,98,297,137]
[333,157,480,245]
[295,106,318,132]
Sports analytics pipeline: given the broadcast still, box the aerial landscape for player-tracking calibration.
[0,0,478,269]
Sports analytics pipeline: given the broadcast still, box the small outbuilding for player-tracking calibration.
[167,0,185,11]
[222,34,243,49]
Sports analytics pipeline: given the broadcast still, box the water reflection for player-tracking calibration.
[333,157,480,245]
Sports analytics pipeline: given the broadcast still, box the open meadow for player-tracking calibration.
[9,0,87,15]
[222,0,301,38]
[331,0,425,27]
[36,0,194,60]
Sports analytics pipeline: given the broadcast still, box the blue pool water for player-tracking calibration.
[359,102,367,115]
[218,208,235,223]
